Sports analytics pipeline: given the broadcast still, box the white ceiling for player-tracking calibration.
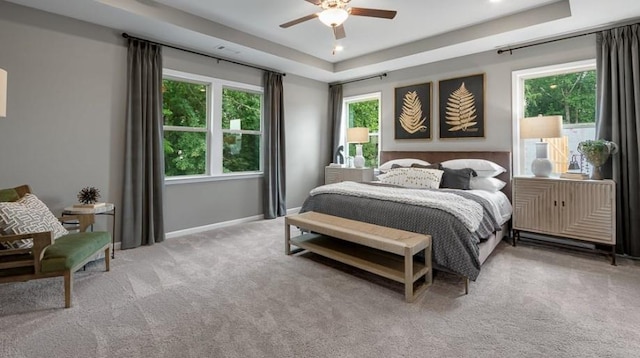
[5,0,640,82]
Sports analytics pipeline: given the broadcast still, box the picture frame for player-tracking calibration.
[438,73,485,139]
[394,82,432,139]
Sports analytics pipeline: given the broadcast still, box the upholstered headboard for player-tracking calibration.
[380,151,512,201]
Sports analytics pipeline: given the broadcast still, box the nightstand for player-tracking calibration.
[512,176,616,264]
[324,166,374,184]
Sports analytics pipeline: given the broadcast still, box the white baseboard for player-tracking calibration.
[164,206,301,239]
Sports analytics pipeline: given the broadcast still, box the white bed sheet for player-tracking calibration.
[466,190,513,225]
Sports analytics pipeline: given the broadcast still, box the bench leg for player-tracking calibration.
[64,271,73,308]
[404,248,414,302]
[105,247,111,271]
[285,222,291,255]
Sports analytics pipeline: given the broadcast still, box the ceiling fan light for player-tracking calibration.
[318,8,349,27]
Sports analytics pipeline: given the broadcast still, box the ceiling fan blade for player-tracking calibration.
[280,13,318,28]
[349,7,397,19]
[333,25,346,40]
[305,0,322,5]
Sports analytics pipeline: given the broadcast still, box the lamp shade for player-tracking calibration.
[347,127,369,143]
[0,68,6,118]
[520,115,563,139]
[318,8,349,27]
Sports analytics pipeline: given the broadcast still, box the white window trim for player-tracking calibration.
[511,59,596,176]
[163,69,264,184]
[342,92,382,166]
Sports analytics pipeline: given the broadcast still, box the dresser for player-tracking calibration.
[512,176,616,263]
[324,166,374,184]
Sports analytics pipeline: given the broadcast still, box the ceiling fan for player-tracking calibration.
[279,0,397,40]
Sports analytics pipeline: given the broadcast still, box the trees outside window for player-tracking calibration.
[513,60,596,175]
[343,93,381,168]
[163,70,263,180]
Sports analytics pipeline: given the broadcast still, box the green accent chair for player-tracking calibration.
[0,185,111,308]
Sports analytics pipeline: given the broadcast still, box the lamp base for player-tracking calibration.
[531,158,553,177]
[353,144,365,168]
[531,141,552,177]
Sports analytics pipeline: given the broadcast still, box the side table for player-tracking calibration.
[62,203,116,259]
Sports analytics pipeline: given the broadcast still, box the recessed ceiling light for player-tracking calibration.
[332,45,344,55]
[490,0,502,3]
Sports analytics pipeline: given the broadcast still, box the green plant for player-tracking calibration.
[577,139,618,179]
[577,140,617,167]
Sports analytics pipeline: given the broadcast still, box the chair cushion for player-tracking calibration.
[0,188,19,203]
[0,194,69,250]
[41,231,110,273]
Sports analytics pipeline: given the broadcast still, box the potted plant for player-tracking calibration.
[577,140,618,180]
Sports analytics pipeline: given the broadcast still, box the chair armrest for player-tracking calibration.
[0,232,54,271]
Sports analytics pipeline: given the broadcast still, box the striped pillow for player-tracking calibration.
[0,194,68,249]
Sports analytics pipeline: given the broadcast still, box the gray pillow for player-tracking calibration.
[439,167,478,190]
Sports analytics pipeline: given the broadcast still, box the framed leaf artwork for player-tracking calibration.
[394,82,432,139]
[438,73,485,139]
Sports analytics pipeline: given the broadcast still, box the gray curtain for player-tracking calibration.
[329,84,343,163]
[263,71,286,219]
[121,39,165,249]
[596,24,640,257]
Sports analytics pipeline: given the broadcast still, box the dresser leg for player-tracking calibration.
[610,245,617,266]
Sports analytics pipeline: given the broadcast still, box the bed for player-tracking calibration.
[299,151,512,286]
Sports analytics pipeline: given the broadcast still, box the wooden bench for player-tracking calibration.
[285,211,432,302]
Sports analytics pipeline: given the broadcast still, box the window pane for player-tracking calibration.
[223,133,260,173]
[222,88,261,131]
[347,98,380,167]
[164,131,207,176]
[162,79,207,127]
[521,70,596,175]
[348,100,379,131]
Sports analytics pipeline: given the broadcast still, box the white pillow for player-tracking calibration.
[0,194,68,249]
[470,177,507,192]
[379,158,430,172]
[441,159,506,178]
[377,167,443,189]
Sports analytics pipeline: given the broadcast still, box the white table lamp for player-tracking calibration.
[520,115,563,177]
[347,127,369,168]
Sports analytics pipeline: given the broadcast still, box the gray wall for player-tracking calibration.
[342,35,597,153]
[0,2,329,235]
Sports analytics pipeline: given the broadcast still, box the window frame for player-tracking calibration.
[163,69,264,185]
[511,59,596,176]
[342,92,382,168]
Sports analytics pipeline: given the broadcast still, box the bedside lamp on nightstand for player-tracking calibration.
[520,115,563,177]
[347,127,369,168]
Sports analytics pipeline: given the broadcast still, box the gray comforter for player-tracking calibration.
[299,183,501,281]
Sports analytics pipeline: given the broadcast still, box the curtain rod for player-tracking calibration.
[122,33,286,76]
[329,73,387,87]
[497,20,640,55]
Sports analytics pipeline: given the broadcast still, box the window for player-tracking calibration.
[162,69,263,181]
[343,93,381,168]
[512,60,596,176]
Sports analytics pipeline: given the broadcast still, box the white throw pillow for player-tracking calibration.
[377,167,443,189]
[0,194,68,249]
[379,158,430,172]
[470,177,507,192]
[441,159,506,178]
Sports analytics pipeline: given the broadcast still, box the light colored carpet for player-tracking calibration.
[1,217,639,358]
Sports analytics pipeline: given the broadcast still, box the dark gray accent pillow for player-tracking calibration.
[439,167,478,190]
